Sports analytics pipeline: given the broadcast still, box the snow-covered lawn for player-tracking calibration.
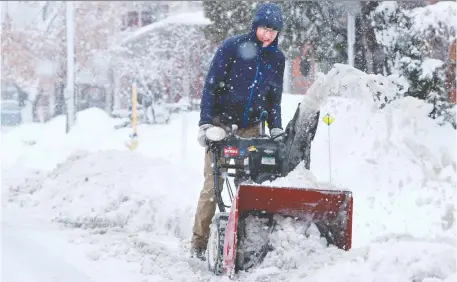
[2,65,455,281]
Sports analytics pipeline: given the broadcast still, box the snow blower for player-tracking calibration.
[204,111,353,278]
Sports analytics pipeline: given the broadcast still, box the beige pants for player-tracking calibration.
[191,124,261,250]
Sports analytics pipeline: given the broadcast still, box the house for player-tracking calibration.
[111,3,212,111]
[1,1,63,123]
[120,2,169,31]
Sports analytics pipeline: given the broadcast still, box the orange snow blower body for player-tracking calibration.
[223,184,353,277]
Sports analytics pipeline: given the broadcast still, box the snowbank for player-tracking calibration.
[1,107,204,240]
[20,151,197,239]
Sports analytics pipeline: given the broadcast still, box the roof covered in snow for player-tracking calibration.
[121,10,211,45]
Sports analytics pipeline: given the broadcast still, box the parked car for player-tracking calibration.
[1,81,28,126]
[1,99,22,126]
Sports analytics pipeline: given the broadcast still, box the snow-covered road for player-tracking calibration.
[1,209,171,282]
[2,221,93,282]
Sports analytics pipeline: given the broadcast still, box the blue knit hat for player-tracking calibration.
[252,3,284,32]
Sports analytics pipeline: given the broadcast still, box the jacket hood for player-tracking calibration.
[252,3,284,32]
[251,3,284,50]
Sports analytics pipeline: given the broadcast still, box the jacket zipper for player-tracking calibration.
[243,51,266,127]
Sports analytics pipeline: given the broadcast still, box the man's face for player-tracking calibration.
[256,26,278,47]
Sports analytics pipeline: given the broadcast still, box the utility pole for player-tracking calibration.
[346,3,357,68]
[1,2,7,84]
[347,12,355,67]
[181,45,191,160]
[1,1,8,25]
[65,1,76,133]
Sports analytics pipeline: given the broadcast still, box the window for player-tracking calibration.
[141,11,154,26]
[127,11,139,27]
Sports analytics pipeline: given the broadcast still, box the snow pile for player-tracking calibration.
[1,108,125,171]
[267,162,342,191]
[7,150,199,240]
[260,216,331,270]
[287,237,455,282]
[2,147,214,280]
[237,215,329,273]
[239,215,455,282]
[1,167,47,207]
[299,64,408,113]
[236,215,272,271]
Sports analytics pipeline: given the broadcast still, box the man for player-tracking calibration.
[191,3,285,260]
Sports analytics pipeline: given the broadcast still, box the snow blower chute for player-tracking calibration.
[204,111,353,278]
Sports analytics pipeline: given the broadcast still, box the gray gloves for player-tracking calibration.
[197,124,213,147]
[199,125,283,147]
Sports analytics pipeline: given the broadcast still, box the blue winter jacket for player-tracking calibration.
[199,3,285,130]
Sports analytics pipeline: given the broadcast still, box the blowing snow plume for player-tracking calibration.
[283,64,409,175]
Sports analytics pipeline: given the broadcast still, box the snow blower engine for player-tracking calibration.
[204,111,353,278]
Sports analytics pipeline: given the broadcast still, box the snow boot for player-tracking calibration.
[190,247,206,261]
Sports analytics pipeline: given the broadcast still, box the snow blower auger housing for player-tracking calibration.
[204,112,353,278]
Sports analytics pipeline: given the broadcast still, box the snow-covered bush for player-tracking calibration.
[371,2,457,127]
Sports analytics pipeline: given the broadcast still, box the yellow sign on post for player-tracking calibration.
[323,113,335,125]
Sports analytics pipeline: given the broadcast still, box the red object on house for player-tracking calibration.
[126,11,139,28]
[290,44,317,95]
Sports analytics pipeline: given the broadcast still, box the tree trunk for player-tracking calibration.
[360,2,385,74]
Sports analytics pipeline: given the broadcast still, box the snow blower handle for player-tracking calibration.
[259,111,268,137]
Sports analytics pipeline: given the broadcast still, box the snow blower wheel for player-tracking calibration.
[207,212,229,275]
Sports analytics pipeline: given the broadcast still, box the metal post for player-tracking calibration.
[181,45,191,160]
[0,2,6,85]
[66,1,75,133]
[131,80,138,137]
[327,123,332,183]
[1,1,8,25]
[347,11,355,67]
